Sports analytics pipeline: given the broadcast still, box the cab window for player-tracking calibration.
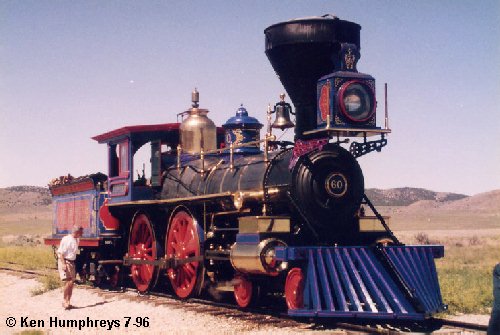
[118,141,129,176]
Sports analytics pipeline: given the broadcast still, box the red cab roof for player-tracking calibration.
[92,123,181,143]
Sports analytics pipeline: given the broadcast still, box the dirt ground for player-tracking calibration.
[0,271,491,335]
[0,272,309,335]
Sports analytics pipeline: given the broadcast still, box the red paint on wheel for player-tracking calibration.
[285,268,305,310]
[128,213,156,293]
[234,275,253,308]
[166,210,200,299]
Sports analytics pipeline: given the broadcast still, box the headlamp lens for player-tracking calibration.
[340,82,374,122]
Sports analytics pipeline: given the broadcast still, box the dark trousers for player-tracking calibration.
[488,263,500,335]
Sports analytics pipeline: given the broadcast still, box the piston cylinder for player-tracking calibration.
[230,237,287,275]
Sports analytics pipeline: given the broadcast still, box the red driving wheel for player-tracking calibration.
[166,210,201,299]
[285,268,305,310]
[234,274,253,308]
[128,213,157,293]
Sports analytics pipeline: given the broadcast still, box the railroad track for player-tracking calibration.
[0,266,488,334]
[0,264,53,277]
[433,319,488,334]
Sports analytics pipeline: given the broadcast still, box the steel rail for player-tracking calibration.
[432,317,489,332]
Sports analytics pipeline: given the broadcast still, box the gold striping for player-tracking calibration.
[107,191,233,207]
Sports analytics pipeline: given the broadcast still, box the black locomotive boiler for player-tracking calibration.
[45,15,446,319]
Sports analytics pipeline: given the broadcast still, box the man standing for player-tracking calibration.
[57,225,83,309]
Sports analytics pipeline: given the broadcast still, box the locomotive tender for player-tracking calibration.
[45,15,446,319]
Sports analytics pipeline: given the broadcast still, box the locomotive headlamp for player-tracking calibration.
[315,43,379,131]
[338,81,375,122]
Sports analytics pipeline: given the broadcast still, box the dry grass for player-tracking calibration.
[0,244,60,297]
[0,245,56,270]
[0,218,51,238]
[377,205,500,231]
[30,273,61,296]
[0,244,61,297]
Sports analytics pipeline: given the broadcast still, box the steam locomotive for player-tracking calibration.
[45,16,446,319]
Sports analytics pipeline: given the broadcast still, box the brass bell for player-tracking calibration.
[271,93,295,130]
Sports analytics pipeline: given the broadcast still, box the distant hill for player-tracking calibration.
[440,190,500,212]
[402,189,500,214]
[0,185,496,213]
[0,186,52,240]
[0,186,51,213]
[384,189,500,231]
[0,186,498,234]
[365,187,468,206]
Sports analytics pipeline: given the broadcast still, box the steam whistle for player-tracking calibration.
[271,93,295,130]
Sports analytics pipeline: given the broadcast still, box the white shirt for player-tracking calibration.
[57,234,80,261]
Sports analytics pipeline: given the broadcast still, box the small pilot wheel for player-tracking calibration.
[166,210,202,299]
[285,268,305,310]
[233,274,253,308]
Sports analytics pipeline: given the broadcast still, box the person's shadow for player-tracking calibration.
[68,301,110,309]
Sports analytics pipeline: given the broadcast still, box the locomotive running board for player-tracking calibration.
[276,245,446,319]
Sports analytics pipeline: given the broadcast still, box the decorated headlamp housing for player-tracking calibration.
[316,43,377,129]
[223,105,263,154]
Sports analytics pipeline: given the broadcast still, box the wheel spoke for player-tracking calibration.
[178,221,188,242]
[144,235,152,247]
[176,269,184,287]
[185,238,198,253]
[137,221,146,241]
[129,245,136,256]
[184,263,196,278]
[169,240,178,252]
[144,265,153,278]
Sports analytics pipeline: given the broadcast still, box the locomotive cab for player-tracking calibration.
[92,123,226,204]
[93,123,182,203]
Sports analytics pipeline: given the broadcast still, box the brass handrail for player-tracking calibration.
[203,134,276,156]
[176,135,277,172]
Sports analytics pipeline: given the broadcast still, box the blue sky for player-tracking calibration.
[1,1,499,195]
